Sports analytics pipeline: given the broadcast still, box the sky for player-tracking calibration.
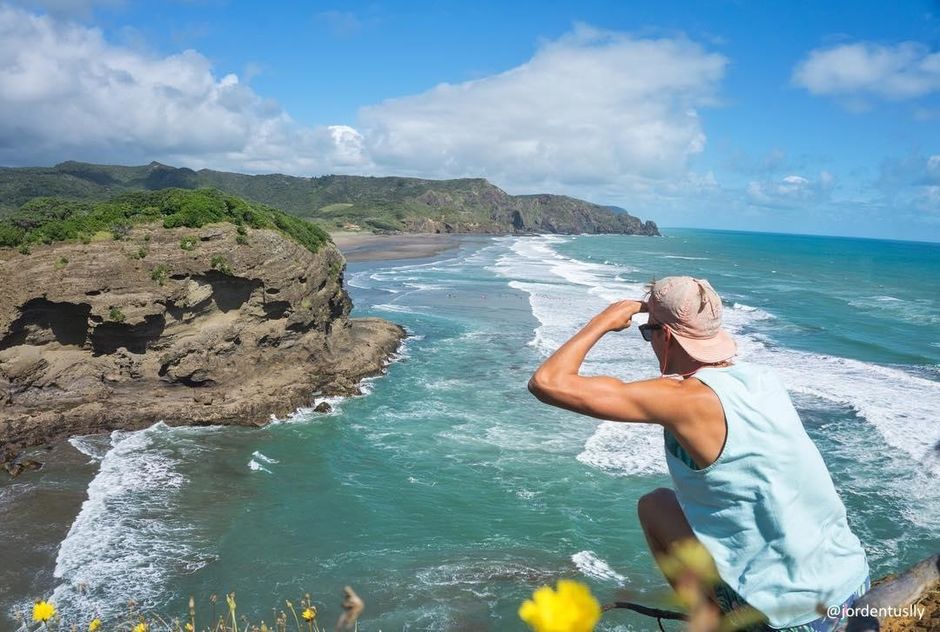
[1,1,940,241]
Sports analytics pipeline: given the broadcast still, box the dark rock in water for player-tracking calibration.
[0,444,20,465]
[313,401,332,413]
[2,458,43,479]
[0,224,406,447]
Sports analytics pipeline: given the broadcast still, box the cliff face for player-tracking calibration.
[0,223,405,447]
[399,186,660,235]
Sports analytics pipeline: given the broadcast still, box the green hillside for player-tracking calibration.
[0,161,660,236]
[0,188,329,254]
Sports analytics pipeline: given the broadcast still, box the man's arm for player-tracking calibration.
[527,300,699,425]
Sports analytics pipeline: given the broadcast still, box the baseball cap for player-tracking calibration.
[646,276,737,363]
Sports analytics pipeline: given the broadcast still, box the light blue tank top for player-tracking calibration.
[664,361,869,628]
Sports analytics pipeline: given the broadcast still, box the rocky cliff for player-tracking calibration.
[0,222,405,448]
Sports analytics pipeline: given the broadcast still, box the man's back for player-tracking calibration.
[666,361,870,627]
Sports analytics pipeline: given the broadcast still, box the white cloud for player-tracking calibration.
[793,41,940,101]
[0,5,354,172]
[359,24,727,188]
[0,8,727,202]
[746,171,834,208]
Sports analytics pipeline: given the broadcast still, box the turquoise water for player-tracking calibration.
[19,230,940,630]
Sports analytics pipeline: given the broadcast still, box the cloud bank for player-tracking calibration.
[0,7,727,197]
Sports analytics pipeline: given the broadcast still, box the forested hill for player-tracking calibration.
[0,161,659,236]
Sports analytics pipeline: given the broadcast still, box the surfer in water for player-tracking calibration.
[528,276,870,631]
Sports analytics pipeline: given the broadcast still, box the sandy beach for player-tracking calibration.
[329,231,462,262]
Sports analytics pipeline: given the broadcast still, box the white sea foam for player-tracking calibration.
[248,458,270,473]
[51,423,219,621]
[730,302,775,320]
[249,451,277,472]
[571,550,627,584]
[662,255,711,260]
[373,302,422,314]
[68,434,113,462]
[847,295,940,326]
[251,451,278,464]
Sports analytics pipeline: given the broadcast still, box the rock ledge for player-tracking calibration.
[0,223,405,446]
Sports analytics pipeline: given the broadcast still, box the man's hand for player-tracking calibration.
[593,300,647,333]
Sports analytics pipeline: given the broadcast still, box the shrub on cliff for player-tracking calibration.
[0,189,330,254]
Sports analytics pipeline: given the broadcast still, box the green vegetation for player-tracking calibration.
[329,259,343,281]
[0,188,331,254]
[151,264,169,285]
[210,255,232,275]
[0,161,659,236]
[108,307,126,323]
[54,256,68,270]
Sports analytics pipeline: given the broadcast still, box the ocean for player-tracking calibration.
[2,229,938,631]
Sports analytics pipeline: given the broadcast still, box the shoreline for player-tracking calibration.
[329,231,464,262]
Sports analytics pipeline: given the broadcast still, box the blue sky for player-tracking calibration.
[2,1,940,241]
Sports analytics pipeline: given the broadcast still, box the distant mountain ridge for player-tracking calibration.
[0,161,660,236]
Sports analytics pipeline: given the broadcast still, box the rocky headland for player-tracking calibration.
[0,200,405,452]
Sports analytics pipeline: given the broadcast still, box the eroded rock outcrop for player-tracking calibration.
[0,223,405,446]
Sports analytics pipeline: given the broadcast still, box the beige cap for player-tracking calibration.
[647,276,737,363]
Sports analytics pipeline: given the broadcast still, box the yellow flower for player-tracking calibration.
[518,579,601,632]
[133,623,148,632]
[32,601,56,622]
[302,606,317,621]
[89,618,102,631]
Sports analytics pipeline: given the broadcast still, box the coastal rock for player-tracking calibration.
[0,223,406,447]
[313,401,332,413]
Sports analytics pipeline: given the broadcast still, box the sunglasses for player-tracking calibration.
[639,323,662,342]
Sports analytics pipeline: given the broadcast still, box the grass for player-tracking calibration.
[17,589,362,632]
[0,189,331,255]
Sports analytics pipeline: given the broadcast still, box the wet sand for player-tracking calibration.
[329,231,462,262]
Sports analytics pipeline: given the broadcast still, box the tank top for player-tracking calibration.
[663,361,869,628]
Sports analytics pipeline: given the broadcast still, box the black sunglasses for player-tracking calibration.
[639,323,662,342]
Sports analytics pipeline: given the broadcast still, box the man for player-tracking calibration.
[527,276,869,631]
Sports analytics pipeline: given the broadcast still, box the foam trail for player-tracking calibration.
[248,459,271,473]
[51,423,218,622]
[571,550,627,585]
[251,451,278,464]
